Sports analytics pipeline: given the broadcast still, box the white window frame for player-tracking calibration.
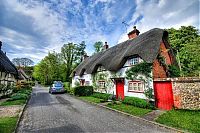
[129,57,139,66]
[128,81,144,92]
[98,80,105,89]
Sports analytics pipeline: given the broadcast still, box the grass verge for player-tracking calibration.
[0,117,18,133]
[79,96,102,103]
[106,103,152,116]
[0,99,26,106]
[156,109,200,133]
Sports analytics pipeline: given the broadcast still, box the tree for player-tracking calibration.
[61,42,86,82]
[12,58,34,67]
[93,41,103,53]
[33,52,62,85]
[167,26,200,76]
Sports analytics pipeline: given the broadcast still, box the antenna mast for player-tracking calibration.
[122,21,129,33]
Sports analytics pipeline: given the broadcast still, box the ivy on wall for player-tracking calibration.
[157,54,180,78]
[92,70,114,93]
[125,62,154,100]
[125,62,152,80]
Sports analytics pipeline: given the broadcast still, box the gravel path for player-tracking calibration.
[17,86,174,133]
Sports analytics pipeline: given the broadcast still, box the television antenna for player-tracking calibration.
[122,21,129,33]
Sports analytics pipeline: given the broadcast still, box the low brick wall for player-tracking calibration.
[172,78,200,110]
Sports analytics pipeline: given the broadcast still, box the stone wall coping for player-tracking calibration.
[154,77,200,82]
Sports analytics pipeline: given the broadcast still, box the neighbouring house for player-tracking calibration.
[72,27,176,103]
[0,41,18,85]
[18,68,30,82]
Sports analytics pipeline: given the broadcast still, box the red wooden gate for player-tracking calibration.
[116,80,124,100]
[154,81,174,110]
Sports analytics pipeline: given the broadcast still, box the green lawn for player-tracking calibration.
[79,96,102,103]
[107,103,152,116]
[0,99,26,106]
[156,109,200,133]
[0,117,18,133]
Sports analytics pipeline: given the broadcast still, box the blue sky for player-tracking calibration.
[0,0,199,64]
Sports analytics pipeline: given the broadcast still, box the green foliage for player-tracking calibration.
[0,117,18,133]
[107,103,152,116]
[157,54,167,67]
[61,42,86,82]
[92,92,111,101]
[8,88,32,101]
[168,65,180,77]
[156,109,200,133]
[0,83,15,98]
[93,41,103,53]
[125,62,152,80]
[167,26,200,76]
[0,99,26,106]
[33,41,86,84]
[144,88,153,99]
[79,96,102,103]
[73,86,93,96]
[122,96,154,109]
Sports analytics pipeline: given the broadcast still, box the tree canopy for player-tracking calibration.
[167,26,200,76]
[33,42,86,85]
[93,41,103,53]
[12,58,34,67]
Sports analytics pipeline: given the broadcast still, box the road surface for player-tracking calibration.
[17,86,174,133]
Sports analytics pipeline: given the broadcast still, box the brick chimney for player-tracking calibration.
[103,42,109,51]
[0,41,2,50]
[127,26,140,39]
[83,53,89,60]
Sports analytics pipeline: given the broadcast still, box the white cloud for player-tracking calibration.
[118,0,199,43]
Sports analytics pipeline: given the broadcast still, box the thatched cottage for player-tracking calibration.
[0,41,18,85]
[72,27,176,100]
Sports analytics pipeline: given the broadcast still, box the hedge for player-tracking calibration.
[73,86,93,96]
[122,96,154,109]
[91,92,112,101]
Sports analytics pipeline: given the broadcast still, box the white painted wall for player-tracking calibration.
[0,71,17,85]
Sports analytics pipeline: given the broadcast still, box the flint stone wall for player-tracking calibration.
[172,78,200,110]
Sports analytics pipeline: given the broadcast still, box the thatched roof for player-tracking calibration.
[18,69,29,80]
[0,50,18,75]
[74,28,169,76]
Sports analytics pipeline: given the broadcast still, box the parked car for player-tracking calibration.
[49,81,65,94]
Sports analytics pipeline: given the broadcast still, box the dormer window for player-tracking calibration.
[129,57,139,66]
[97,66,104,72]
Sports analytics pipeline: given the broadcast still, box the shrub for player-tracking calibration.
[92,92,112,101]
[73,86,93,96]
[122,96,154,109]
[9,93,28,101]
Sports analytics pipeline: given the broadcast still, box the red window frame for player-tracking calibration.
[128,80,144,93]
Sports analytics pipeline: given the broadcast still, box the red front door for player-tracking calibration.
[116,80,124,100]
[154,81,174,110]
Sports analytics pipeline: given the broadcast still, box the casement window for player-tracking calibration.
[98,81,105,89]
[128,81,144,92]
[85,81,90,86]
[129,57,139,66]
[98,66,104,72]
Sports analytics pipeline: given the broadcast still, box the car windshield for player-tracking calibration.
[54,83,63,87]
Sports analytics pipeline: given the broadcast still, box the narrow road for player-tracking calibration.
[17,86,174,133]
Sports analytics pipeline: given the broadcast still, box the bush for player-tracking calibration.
[73,86,93,96]
[92,92,112,101]
[9,93,28,101]
[122,96,154,109]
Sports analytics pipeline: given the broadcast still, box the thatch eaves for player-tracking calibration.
[74,28,169,76]
[0,50,18,76]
